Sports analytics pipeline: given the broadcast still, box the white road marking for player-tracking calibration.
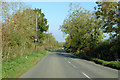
[68,61,77,68]
[81,72,91,79]
[68,61,71,63]
[71,64,77,68]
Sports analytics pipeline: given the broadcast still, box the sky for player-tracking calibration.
[25,2,97,42]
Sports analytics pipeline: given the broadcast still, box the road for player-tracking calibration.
[20,49,118,79]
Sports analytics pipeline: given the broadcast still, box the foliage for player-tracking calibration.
[41,33,63,49]
[69,51,120,70]
[2,2,36,61]
[2,2,61,62]
[61,3,120,61]
[94,1,120,60]
[60,3,102,55]
[33,8,49,44]
[95,1,120,39]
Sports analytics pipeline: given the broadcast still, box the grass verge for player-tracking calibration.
[2,50,50,78]
[65,50,120,70]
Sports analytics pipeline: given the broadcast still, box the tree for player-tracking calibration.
[95,1,120,39]
[33,8,49,45]
[60,3,102,54]
[95,0,120,60]
[2,2,49,61]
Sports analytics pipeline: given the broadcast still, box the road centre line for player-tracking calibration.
[71,64,77,68]
[68,61,71,63]
[67,61,77,68]
[81,72,92,80]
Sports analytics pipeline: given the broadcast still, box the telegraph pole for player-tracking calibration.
[35,11,37,49]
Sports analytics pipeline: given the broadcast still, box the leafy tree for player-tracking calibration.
[60,3,102,54]
[95,1,120,60]
[95,1,120,39]
[33,8,49,44]
[2,3,50,61]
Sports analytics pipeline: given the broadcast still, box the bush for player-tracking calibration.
[69,52,120,70]
[105,61,120,69]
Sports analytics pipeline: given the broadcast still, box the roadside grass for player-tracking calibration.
[66,50,120,70]
[91,58,120,69]
[2,50,50,78]
[46,48,55,51]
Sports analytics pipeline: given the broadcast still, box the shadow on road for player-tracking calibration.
[51,49,80,59]
[51,49,66,53]
[56,53,80,59]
